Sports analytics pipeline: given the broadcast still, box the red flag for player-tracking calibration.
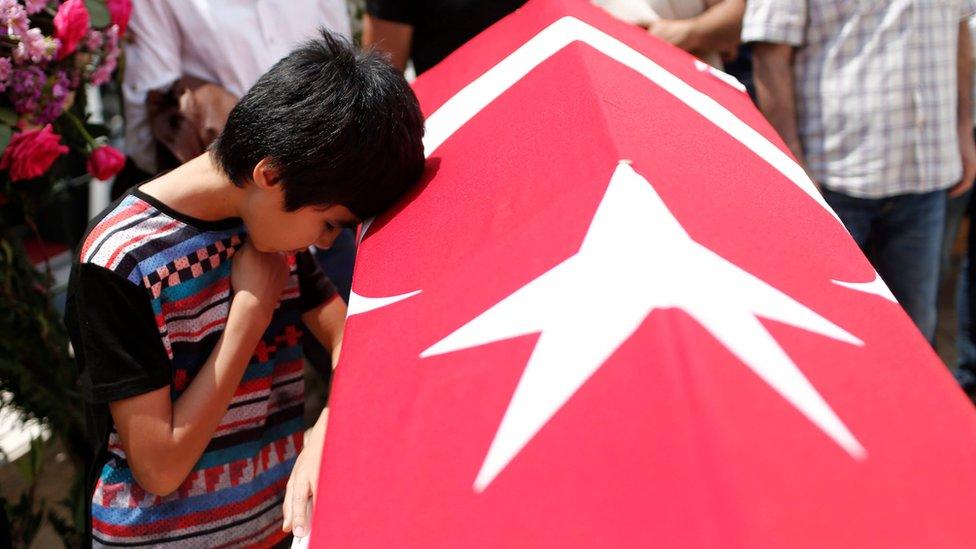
[310,0,976,546]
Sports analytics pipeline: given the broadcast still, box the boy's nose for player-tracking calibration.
[316,231,339,250]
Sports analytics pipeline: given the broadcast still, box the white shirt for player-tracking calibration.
[123,0,351,173]
[743,0,976,198]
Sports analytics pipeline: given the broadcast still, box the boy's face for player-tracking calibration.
[242,179,360,254]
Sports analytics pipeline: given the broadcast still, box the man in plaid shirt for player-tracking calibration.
[744,0,976,343]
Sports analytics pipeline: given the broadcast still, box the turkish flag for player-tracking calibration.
[309,0,976,546]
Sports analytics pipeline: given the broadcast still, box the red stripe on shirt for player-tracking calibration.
[168,317,226,341]
[80,201,151,261]
[104,219,182,269]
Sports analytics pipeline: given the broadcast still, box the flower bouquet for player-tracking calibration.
[0,2,131,543]
[0,0,129,217]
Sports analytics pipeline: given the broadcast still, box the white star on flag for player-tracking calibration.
[422,162,867,492]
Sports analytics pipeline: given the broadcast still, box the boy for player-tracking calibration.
[65,31,425,547]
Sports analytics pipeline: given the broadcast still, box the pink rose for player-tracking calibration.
[0,125,69,182]
[54,0,90,60]
[106,0,132,37]
[86,145,125,180]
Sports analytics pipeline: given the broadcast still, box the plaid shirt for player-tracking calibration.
[743,0,976,198]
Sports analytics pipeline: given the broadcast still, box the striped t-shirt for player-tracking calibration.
[66,188,336,547]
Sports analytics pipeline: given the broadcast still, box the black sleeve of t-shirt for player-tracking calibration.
[65,263,172,405]
[365,0,414,25]
[295,250,339,313]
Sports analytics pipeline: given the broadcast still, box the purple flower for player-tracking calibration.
[37,70,71,125]
[1,0,28,39]
[9,67,74,125]
[10,65,45,118]
[104,24,119,51]
[0,58,11,93]
[0,0,11,36]
[84,29,102,50]
[24,0,49,15]
[89,62,113,86]
[14,27,57,63]
[90,24,120,86]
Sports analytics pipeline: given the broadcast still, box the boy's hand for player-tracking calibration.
[230,240,290,323]
[283,409,328,538]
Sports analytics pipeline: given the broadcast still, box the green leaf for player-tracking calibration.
[0,108,16,126]
[84,0,111,28]
[0,124,11,158]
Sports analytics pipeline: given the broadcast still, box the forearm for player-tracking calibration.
[752,43,804,162]
[169,301,266,457]
[302,297,346,369]
[362,15,412,72]
[685,0,746,54]
[958,21,974,132]
[311,406,329,437]
[116,297,268,494]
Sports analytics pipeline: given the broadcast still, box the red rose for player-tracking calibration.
[86,145,125,180]
[0,125,69,182]
[54,0,90,60]
[106,0,132,37]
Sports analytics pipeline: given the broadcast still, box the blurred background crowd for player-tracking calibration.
[0,0,973,546]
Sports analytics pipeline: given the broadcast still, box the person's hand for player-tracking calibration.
[950,128,976,198]
[648,18,699,53]
[283,409,328,538]
[230,240,290,324]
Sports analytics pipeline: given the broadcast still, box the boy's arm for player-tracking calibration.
[301,297,346,367]
[110,242,289,496]
[278,276,347,538]
[282,403,328,539]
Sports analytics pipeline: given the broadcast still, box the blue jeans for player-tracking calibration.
[822,188,947,343]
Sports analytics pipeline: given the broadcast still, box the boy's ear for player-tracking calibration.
[252,158,283,189]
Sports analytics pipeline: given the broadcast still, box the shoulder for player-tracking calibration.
[77,193,185,285]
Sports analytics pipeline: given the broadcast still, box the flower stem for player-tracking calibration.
[61,109,95,151]
[19,193,53,283]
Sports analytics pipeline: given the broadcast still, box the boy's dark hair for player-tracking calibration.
[210,30,425,219]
